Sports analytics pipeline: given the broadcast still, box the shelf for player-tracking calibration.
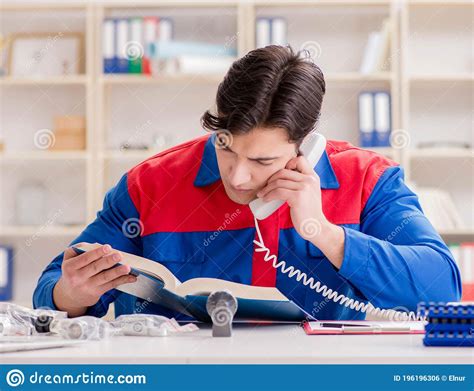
[0,2,87,11]
[253,0,392,5]
[0,76,88,86]
[101,0,393,6]
[408,0,473,6]
[102,1,241,9]
[409,74,474,82]
[363,146,397,156]
[100,72,393,86]
[0,151,90,161]
[99,74,224,85]
[102,150,163,160]
[0,225,84,237]
[439,229,474,242]
[409,148,474,159]
[325,72,393,82]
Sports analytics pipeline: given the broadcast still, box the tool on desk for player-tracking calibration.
[206,290,238,337]
[303,320,426,335]
[111,314,198,337]
[35,315,114,340]
[418,302,474,347]
[0,302,67,337]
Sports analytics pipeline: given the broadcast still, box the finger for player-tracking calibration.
[286,155,315,175]
[65,244,112,270]
[79,251,123,280]
[89,263,131,287]
[64,246,81,261]
[266,168,306,184]
[262,188,297,203]
[258,179,303,198]
[97,274,137,296]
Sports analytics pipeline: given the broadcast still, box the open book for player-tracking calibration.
[74,243,313,323]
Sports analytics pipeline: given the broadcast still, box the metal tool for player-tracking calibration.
[206,290,238,337]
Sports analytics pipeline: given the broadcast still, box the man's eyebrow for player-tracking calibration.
[225,146,280,160]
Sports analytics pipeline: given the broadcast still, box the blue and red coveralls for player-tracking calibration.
[33,133,462,320]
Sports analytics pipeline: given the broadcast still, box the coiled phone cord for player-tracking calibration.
[253,217,426,322]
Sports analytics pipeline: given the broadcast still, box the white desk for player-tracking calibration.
[1,323,473,364]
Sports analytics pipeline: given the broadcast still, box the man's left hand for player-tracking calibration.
[256,155,345,269]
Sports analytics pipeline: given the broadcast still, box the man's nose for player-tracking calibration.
[228,163,251,187]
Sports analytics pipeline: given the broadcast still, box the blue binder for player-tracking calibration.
[0,246,13,301]
[115,18,130,74]
[358,91,375,147]
[373,91,392,147]
[103,18,116,73]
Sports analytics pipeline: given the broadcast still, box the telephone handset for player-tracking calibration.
[249,132,327,220]
[248,132,424,322]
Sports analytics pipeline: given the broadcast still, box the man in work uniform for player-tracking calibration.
[33,46,461,320]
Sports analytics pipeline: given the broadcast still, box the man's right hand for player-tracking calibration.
[53,244,137,317]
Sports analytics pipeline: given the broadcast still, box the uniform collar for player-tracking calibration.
[194,133,340,189]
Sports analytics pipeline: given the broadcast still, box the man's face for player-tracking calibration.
[215,127,298,205]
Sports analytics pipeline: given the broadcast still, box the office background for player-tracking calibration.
[0,0,472,313]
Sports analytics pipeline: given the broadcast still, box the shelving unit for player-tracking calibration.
[400,0,473,241]
[0,1,472,306]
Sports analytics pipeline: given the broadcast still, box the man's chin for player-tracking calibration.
[226,191,256,205]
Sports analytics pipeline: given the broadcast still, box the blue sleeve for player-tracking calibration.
[338,166,462,312]
[32,173,142,317]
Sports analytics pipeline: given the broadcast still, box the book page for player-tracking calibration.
[177,277,288,301]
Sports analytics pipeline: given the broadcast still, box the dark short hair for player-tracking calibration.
[201,45,326,145]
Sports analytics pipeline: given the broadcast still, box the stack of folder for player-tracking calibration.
[358,91,392,148]
[103,16,237,75]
